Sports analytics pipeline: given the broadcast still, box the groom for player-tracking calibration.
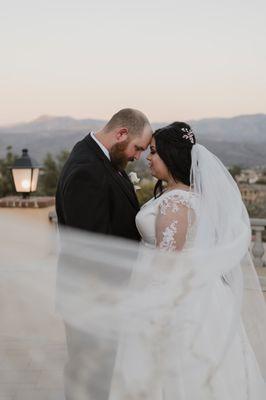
[56,109,152,400]
[56,108,152,240]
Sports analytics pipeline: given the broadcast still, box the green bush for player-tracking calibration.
[37,150,70,196]
[0,146,18,197]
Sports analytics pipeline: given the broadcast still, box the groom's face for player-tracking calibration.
[110,125,152,170]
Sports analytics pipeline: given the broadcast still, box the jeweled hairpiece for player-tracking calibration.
[181,127,195,144]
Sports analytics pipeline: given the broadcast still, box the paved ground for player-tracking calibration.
[0,338,66,400]
[0,254,265,399]
[0,257,67,400]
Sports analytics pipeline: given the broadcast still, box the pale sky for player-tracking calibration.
[1,0,265,125]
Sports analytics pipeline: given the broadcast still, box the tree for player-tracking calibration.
[228,165,242,181]
[0,146,18,197]
[246,202,266,219]
[136,181,154,206]
[38,153,59,196]
[38,150,70,196]
[56,150,70,172]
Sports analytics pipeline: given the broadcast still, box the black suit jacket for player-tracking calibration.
[56,133,141,241]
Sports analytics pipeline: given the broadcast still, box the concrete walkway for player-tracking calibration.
[0,337,66,400]
[0,255,265,399]
[0,257,67,400]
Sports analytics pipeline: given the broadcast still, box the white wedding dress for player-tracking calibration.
[108,188,266,400]
[136,188,198,251]
[54,144,266,400]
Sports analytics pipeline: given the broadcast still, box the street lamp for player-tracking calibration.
[11,149,40,199]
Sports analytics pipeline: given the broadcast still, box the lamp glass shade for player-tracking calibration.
[30,168,39,191]
[12,168,39,193]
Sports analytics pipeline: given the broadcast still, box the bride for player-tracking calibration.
[105,122,266,399]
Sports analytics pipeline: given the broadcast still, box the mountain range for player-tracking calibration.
[0,114,265,167]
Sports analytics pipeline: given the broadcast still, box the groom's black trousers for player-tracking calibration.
[63,323,117,400]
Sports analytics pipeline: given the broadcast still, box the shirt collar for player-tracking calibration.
[90,131,110,161]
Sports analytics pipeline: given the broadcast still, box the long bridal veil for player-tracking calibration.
[189,144,266,382]
[0,144,266,399]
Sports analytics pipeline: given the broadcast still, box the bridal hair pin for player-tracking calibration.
[181,127,195,144]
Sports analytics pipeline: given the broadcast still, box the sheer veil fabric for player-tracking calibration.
[57,144,266,399]
[0,144,266,399]
[106,144,266,399]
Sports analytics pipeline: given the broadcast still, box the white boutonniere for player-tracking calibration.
[128,172,141,191]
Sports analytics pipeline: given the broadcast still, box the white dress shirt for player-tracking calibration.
[90,131,110,161]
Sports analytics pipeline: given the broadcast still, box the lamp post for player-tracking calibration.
[11,149,40,199]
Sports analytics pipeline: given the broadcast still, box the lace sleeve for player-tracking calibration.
[155,194,190,252]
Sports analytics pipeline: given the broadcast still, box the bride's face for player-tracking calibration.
[146,138,170,181]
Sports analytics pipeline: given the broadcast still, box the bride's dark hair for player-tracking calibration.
[153,122,196,197]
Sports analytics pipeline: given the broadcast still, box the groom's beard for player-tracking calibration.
[110,139,133,171]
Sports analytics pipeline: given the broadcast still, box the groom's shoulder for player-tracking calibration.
[59,133,108,184]
[65,153,105,177]
[68,133,103,164]
[60,158,106,194]
[72,133,95,155]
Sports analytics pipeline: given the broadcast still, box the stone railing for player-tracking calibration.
[251,218,266,268]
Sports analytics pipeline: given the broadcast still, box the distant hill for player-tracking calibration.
[0,115,106,134]
[0,114,265,167]
[189,114,266,143]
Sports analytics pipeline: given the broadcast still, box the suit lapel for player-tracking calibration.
[120,170,140,205]
[84,133,140,210]
[104,161,140,210]
[84,133,110,162]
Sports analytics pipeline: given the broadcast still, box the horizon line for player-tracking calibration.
[1,111,266,129]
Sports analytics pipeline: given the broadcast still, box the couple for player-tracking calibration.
[56,109,266,399]
[56,108,195,250]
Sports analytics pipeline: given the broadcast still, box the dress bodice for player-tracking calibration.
[136,189,199,251]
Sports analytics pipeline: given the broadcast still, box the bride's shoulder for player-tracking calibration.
[157,189,198,214]
[140,188,198,212]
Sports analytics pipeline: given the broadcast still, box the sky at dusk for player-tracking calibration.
[1,0,266,125]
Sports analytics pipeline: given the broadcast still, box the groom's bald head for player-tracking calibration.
[95,108,152,170]
[104,108,151,137]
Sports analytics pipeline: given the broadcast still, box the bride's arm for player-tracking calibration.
[155,197,189,252]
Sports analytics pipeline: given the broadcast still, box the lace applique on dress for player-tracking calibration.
[159,192,195,216]
[159,220,178,251]
[156,191,197,252]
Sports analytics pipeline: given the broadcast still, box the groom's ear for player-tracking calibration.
[115,127,129,142]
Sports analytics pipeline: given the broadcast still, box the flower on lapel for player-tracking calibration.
[128,172,141,191]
